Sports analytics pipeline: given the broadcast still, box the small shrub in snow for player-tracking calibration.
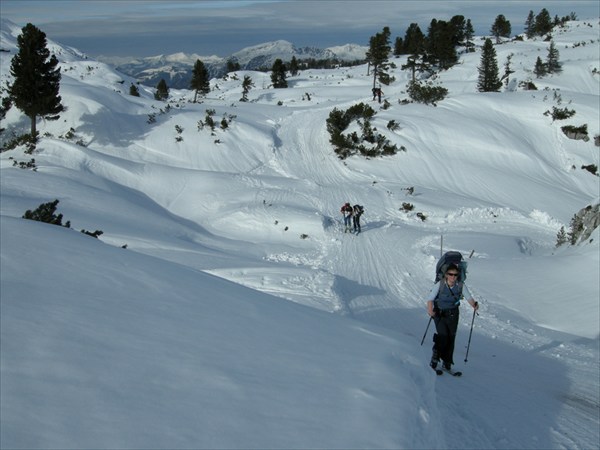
[555,226,568,247]
[546,106,575,121]
[81,229,103,238]
[23,199,70,228]
[1,133,37,153]
[326,103,398,159]
[519,80,537,90]
[561,124,589,141]
[407,80,448,105]
[11,158,36,170]
[387,120,400,131]
[581,164,598,176]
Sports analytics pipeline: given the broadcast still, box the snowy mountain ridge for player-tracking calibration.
[1,16,599,450]
[97,39,367,88]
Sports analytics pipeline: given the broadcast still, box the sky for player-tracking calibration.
[1,0,599,57]
[1,14,599,449]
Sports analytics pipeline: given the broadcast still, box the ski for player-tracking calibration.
[431,365,443,375]
[442,367,462,377]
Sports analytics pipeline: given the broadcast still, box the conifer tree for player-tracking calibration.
[9,23,64,137]
[535,8,553,36]
[491,14,512,43]
[555,226,568,247]
[226,59,240,72]
[477,38,502,92]
[568,214,584,245]
[240,75,254,102]
[190,59,210,103]
[366,27,391,87]
[154,79,169,100]
[393,37,403,56]
[464,19,475,52]
[546,40,562,74]
[271,59,287,88]
[129,83,140,97]
[403,23,425,56]
[534,56,547,78]
[502,53,515,87]
[426,19,457,69]
[449,15,467,46]
[525,10,536,38]
[289,56,299,76]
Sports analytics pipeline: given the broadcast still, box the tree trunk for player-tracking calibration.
[30,114,37,137]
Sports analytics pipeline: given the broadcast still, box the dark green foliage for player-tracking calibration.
[555,226,567,247]
[568,214,584,245]
[546,40,562,73]
[393,37,403,56]
[12,158,36,169]
[240,75,254,102]
[525,10,536,38]
[271,59,287,88]
[23,199,70,228]
[190,59,210,102]
[491,14,511,43]
[534,8,553,36]
[464,19,475,52]
[561,124,588,138]
[0,96,12,134]
[289,56,299,76]
[477,39,502,92]
[405,23,426,55]
[426,19,458,69]
[534,56,547,78]
[129,83,140,97]
[548,106,575,121]
[407,80,448,104]
[1,132,37,153]
[81,229,103,238]
[326,103,398,159]
[154,79,169,100]
[502,53,515,87]
[581,164,598,176]
[9,23,64,136]
[226,59,240,72]
[366,27,392,86]
[402,55,430,82]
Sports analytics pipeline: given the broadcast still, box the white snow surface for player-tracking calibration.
[1,18,599,449]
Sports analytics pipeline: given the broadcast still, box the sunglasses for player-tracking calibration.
[446,272,459,277]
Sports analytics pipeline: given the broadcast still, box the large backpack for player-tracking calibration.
[435,251,467,283]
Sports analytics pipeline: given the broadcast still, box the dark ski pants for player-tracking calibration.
[433,309,459,365]
[353,216,361,232]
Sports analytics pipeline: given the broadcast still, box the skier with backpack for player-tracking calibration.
[352,204,364,234]
[340,202,353,233]
[425,251,478,375]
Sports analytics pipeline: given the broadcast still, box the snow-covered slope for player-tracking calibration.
[1,17,598,449]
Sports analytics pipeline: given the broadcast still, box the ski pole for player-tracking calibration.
[420,316,432,346]
[464,307,477,363]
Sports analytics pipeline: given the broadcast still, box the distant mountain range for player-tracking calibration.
[97,40,368,89]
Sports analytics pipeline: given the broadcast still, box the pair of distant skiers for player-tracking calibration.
[340,202,364,234]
